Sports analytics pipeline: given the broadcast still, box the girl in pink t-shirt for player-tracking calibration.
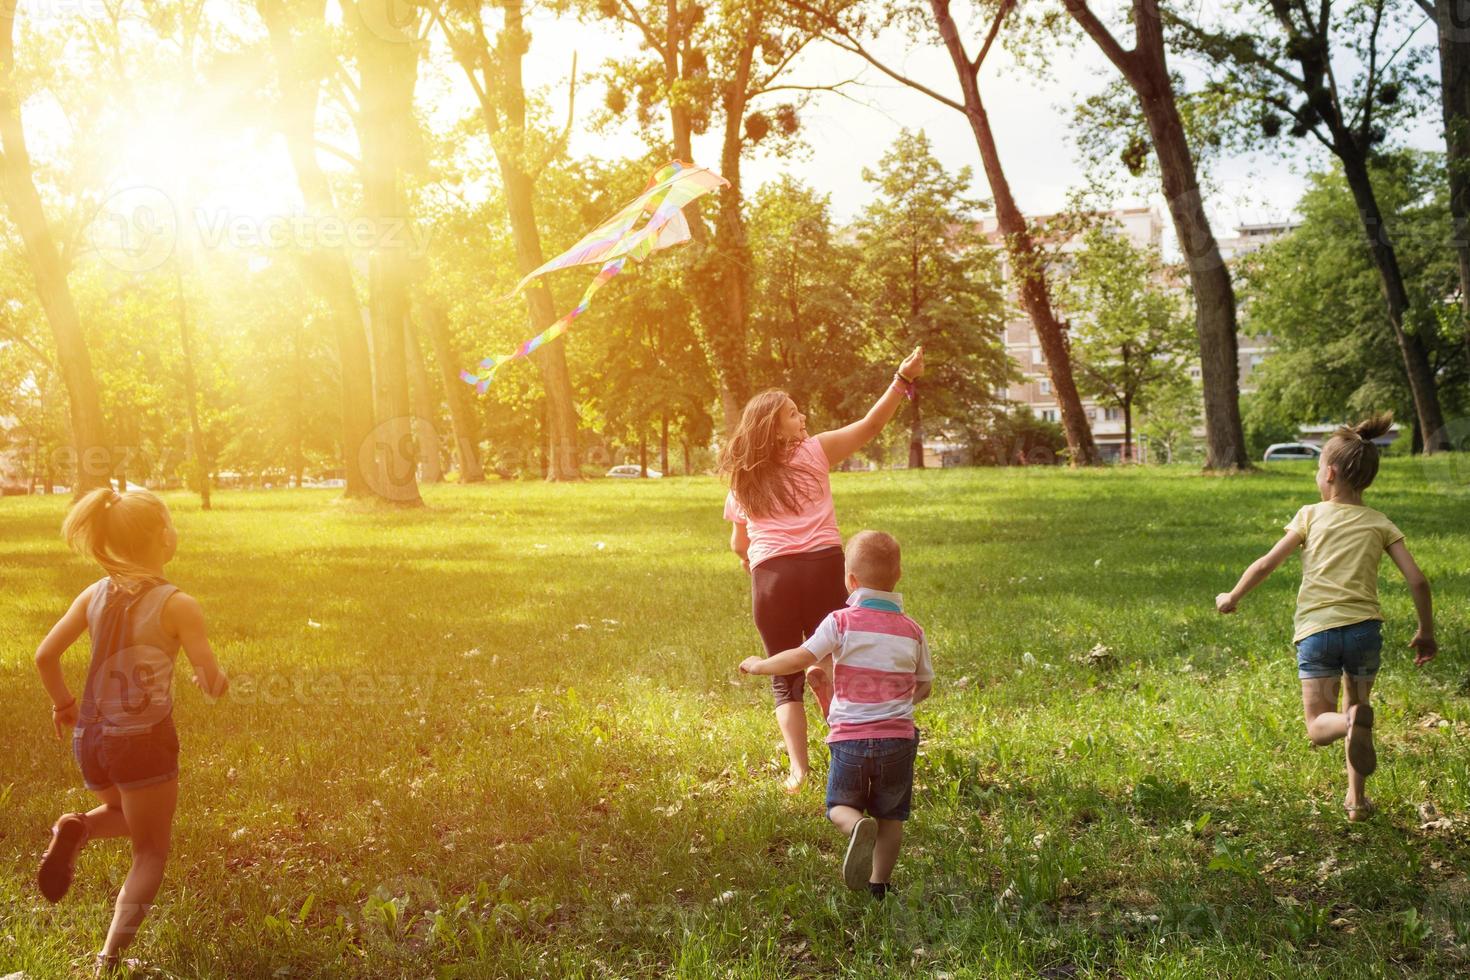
[720,346,925,792]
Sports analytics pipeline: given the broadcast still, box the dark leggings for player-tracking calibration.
[751,546,849,707]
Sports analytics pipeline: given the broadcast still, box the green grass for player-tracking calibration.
[2,459,1468,978]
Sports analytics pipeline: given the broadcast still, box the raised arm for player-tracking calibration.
[1216,531,1303,613]
[35,583,97,737]
[1387,539,1436,665]
[815,346,924,468]
[165,592,229,700]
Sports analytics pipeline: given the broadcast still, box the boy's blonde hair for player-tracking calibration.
[845,530,902,591]
[1322,413,1393,492]
[62,487,171,588]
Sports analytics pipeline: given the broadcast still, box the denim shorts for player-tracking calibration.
[825,733,919,821]
[74,715,179,792]
[1295,619,1383,680]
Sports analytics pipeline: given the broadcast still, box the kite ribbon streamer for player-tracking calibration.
[461,160,728,393]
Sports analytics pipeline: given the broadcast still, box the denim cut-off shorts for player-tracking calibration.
[74,715,180,792]
[825,733,919,821]
[1295,619,1383,680]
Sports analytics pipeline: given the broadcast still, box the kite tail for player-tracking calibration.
[460,256,629,392]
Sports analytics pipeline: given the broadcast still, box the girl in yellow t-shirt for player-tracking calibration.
[1215,415,1437,821]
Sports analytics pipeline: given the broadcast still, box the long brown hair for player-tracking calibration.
[719,390,822,519]
[61,487,172,588]
[1322,413,1393,491]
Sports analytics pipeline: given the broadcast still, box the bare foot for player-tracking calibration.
[806,666,833,720]
[783,770,808,795]
[1346,703,1377,777]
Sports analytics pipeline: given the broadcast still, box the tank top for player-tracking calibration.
[78,577,181,734]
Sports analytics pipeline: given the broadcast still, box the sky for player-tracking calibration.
[18,1,1444,264]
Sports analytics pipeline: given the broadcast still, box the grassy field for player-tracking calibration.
[1,460,1468,978]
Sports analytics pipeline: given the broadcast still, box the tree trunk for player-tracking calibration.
[405,313,443,483]
[1431,2,1470,368]
[461,0,580,481]
[0,6,112,493]
[258,0,380,499]
[354,0,423,504]
[639,435,648,477]
[505,169,582,482]
[416,294,484,482]
[1122,397,1133,463]
[1339,150,1449,451]
[1082,0,1249,469]
[660,411,670,476]
[173,261,211,508]
[908,393,925,468]
[928,1,1099,465]
[292,319,305,488]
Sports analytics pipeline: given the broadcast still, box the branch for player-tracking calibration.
[1161,10,1309,92]
[1410,0,1434,17]
[973,0,1016,74]
[752,77,862,96]
[1061,0,1135,75]
[313,138,362,171]
[1353,0,1386,135]
[0,319,54,369]
[616,0,667,60]
[782,0,965,113]
[751,33,814,98]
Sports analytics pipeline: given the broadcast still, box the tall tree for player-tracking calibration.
[590,0,816,434]
[0,0,112,492]
[745,175,864,422]
[432,0,581,480]
[257,0,384,499]
[405,312,445,482]
[855,130,1013,468]
[1239,153,1465,449]
[1057,0,1249,470]
[1169,0,1449,450]
[789,0,1101,463]
[1062,226,1196,462]
[1414,0,1470,365]
[349,0,424,503]
[413,290,485,482]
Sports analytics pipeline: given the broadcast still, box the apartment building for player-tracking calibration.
[986,211,1298,460]
[984,207,1164,460]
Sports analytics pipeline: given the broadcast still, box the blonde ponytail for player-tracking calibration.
[1323,412,1393,492]
[62,487,172,588]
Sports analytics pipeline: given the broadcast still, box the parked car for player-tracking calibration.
[605,464,662,479]
[1262,443,1321,462]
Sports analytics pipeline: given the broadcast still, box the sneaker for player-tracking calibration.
[867,881,892,901]
[841,817,877,891]
[38,813,88,902]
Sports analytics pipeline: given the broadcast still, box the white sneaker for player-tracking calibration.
[842,817,877,891]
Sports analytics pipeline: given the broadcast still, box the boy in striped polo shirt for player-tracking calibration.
[740,530,933,898]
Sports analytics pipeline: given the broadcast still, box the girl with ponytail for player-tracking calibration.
[1215,414,1436,822]
[34,487,228,975]
[721,346,925,793]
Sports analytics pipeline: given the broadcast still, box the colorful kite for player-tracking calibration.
[460,160,729,392]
